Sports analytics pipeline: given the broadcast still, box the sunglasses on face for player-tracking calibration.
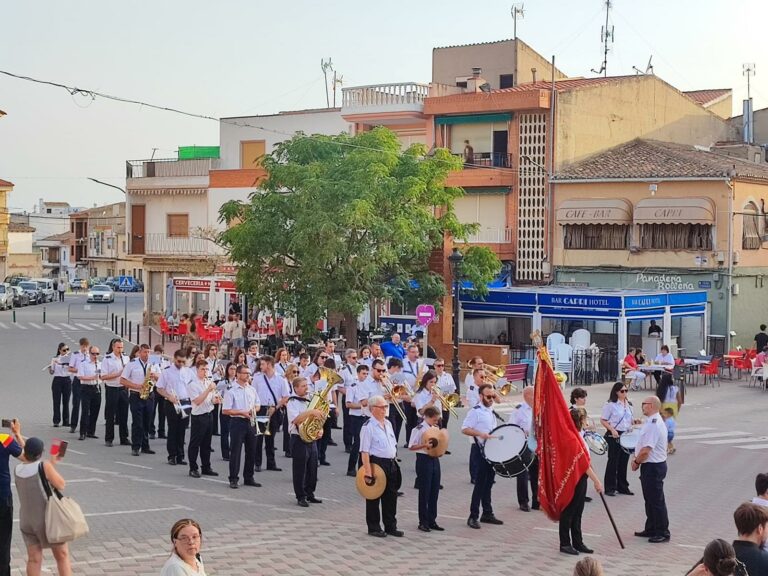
[374,368,385,373]
[619,389,628,393]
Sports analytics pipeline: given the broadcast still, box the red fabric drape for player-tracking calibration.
[534,346,590,521]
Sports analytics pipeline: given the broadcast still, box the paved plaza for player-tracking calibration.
[2,296,763,574]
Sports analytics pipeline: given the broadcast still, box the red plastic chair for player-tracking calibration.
[700,358,721,387]
[204,326,223,344]
[159,318,178,340]
[176,323,188,338]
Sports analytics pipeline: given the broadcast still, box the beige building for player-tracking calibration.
[81,202,134,279]
[7,222,42,278]
[683,89,733,120]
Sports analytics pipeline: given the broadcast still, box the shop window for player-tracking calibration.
[742,202,761,250]
[167,214,189,238]
[563,224,629,250]
[638,224,712,251]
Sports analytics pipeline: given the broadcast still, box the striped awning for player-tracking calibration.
[129,188,206,196]
[557,198,632,225]
[635,197,715,225]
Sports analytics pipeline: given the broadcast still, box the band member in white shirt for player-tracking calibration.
[120,344,158,456]
[217,362,237,460]
[67,337,89,434]
[49,342,72,428]
[401,345,425,446]
[222,364,261,489]
[187,359,221,478]
[254,355,289,471]
[246,342,260,375]
[433,358,456,430]
[149,344,170,440]
[156,349,192,466]
[339,348,360,452]
[510,387,538,512]
[101,339,130,447]
[76,346,103,440]
[287,376,324,507]
[204,344,223,437]
[346,363,372,476]
[465,356,484,408]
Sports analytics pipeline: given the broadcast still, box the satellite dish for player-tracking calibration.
[479,83,492,93]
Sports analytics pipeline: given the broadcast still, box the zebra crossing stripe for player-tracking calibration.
[675,431,750,441]
[0,322,8,329]
[700,436,768,445]
[14,323,26,330]
[673,427,715,434]
[28,323,44,329]
[75,323,93,330]
[60,323,78,330]
[736,444,768,450]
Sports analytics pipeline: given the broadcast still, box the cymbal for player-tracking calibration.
[356,463,386,500]
[424,427,449,458]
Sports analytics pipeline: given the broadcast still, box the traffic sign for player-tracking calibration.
[415,304,436,326]
[118,276,134,290]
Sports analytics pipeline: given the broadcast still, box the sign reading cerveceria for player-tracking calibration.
[635,273,695,291]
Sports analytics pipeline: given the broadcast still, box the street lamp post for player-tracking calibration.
[448,247,464,396]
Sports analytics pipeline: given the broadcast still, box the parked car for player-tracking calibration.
[132,280,144,292]
[5,275,29,287]
[87,284,115,303]
[11,286,29,307]
[31,278,55,302]
[19,281,43,304]
[0,283,13,310]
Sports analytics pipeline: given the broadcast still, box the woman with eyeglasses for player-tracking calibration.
[49,343,72,428]
[161,518,207,575]
[433,359,456,430]
[600,382,637,497]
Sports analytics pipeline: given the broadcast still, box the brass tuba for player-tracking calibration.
[298,370,339,443]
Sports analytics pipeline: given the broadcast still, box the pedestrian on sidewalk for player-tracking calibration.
[57,280,65,302]
[0,418,25,576]
[161,518,207,576]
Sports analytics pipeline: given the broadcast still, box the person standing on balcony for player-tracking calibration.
[463,140,474,167]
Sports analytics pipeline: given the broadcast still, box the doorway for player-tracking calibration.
[131,204,145,255]
[493,130,508,167]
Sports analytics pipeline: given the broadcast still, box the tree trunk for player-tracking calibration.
[342,311,359,351]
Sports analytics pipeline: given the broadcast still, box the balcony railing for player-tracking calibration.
[455,152,513,168]
[462,227,513,244]
[132,233,225,256]
[342,82,430,109]
[126,158,220,178]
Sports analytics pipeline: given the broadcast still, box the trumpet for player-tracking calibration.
[479,363,516,396]
[432,387,459,418]
[380,376,407,422]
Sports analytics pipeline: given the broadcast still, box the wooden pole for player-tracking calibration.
[599,492,625,549]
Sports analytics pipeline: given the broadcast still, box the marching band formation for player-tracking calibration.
[44,335,669,550]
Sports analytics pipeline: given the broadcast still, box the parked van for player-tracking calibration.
[31,278,55,303]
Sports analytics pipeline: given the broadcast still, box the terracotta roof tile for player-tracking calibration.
[40,231,74,243]
[553,139,768,181]
[0,179,13,187]
[8,222,35,233]
[683,89,731,106]
[493,75,639,93]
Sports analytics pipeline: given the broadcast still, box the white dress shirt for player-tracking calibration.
[638,411,668,463]
[346,380,371,417]
[360,417,397,458]
[254,373,289,407]
[69,350,88,376]
[222,383,260,418]
[601,400,634,433]
[187,377,215,416]
[408,421,439,456]
[121,358,150,388]
[510,402,533,436]
[436,372,456,395]
[156,364,191,400]
[101,352,129,388]
[413,388,439,416]
[77,359,102,384]
[286,395,311,435]
[50,355,71,378]
[462,404,496,445]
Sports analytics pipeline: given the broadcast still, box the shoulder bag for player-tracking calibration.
[38,462,89,544]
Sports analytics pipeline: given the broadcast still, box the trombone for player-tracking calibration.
[432,387,459,418]
[380,375,408,422]
[469,361,516,396]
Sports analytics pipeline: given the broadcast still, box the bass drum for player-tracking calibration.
[619,429,641,454]
[482,423,534,478]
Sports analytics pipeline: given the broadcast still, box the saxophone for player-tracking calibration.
[298,368,341,443]
[139,371,155,400]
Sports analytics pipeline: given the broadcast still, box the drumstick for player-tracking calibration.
[599,492,625,549]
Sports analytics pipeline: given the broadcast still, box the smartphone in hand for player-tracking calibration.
[1,419,11,428]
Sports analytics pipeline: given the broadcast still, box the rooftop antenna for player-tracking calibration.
[743,62,756,100]
[743,63,756,144]
[150,147,158,160]
[320,58,334,108]
[591,0,614,77]
[632,55,654,75]
[332,71,343,108]
[511,4,525,39]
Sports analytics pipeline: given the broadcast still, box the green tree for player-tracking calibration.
[218,127,501,341]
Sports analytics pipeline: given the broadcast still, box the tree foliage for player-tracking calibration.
[218,127,501,333]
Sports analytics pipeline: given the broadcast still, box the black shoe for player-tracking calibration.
[519,504,531,512]
[331,425,342,429]
[141,449,156,455]
[158,434,167,439]
[229,481,239,489]
[266,466,282,472]
[105,441,113,447]
[177,460,187,466]
[605,490,617,497]
[78,434,86,441]
[53,423,60,428]
[445,450,451,455]
[210,448,215,453]
[386,529,404,537]
[69,427,76,433]
[532,503,540,510]
[255,466,262,472]
[201,469,219,477]
[560,545,579,555]
[345,448,351,453]
[368,530,387,538]
[467,517,481,529]
[649,535,671,543]
[403,443,408,448]
[480,515,504,525]
[634,530,652,537]
[120,440,131,446]
[346,470,356,477]
[222,455,230,461]
[397,491,404,497]
[618,489,634,495]
[244,479,261,487]
[319,460,330,466]
[584,496,593,502]
[328,441,338,446]
[167,459,177,466]
[429,523,445,531]
[284,452,292,458]
[297,498,309,508]
[574,544,594,554]
[87,434,98,439]
[131,449,140,456]
[307,496,323,504]
[189,469,201,478]
[418,525,431,532]
[149,433,156,440]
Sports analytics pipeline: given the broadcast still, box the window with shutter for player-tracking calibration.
[241,140,266,168]
[167,214,189,238]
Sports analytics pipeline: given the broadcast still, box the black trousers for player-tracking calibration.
[128,392,152,451]
[51,376,71,426]
[219,413,231,459]
[152,394,166,436]
[366,456,399,533]
[69,377,81,429]
[188,412,213,471]
[517,457,539,506]
[211,404,220,436]
[0,497,11,576]
[291,435,318,500]
[641,462,670,537]
[254,409,280,468]
[559,474,588,547]
[104,386,129,443]
[388,406,403,443]
[282,410,291,456]
[348,415,365,473]
[78,384,101,437]
[416,453,440,526]
[228,418,255,483]
[403,401,418,445]
[317,414,332,463]
[164,400,189,463]
[469,444,495,519]
[469,438,481,483]
[604,433,630,493]
[440,409,450,430]
[341,394,352,449]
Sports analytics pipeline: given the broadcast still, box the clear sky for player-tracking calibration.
[1,0,766,211]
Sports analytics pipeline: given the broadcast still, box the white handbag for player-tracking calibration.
[38,463,89,544]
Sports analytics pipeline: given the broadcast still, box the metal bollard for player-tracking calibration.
[12,309,16,323]
[128,321,132,342]
[111,313,115,333]
[148,326,152,347]
[120,318,124,338]
[43,306,46,324]
[136,323,140,345]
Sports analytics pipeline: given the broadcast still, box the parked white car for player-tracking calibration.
[87,284,115,303]
[0,283,14,310]
[31,278,55,302]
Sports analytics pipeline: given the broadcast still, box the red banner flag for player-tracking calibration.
[534,346,590,521]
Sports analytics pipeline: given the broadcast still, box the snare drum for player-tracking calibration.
[619,429,640,454]
[482,423,534,478]
[584,431,608,455]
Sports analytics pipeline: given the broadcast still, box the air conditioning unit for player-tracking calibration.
[715,251,725,264]
[732,283,740,296]
[733,251,740,264]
